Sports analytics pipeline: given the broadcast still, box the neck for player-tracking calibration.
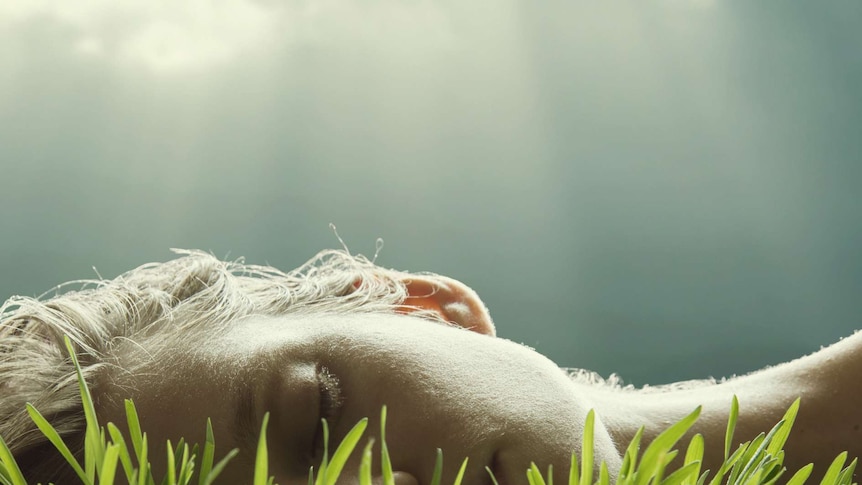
[576,331,862,477]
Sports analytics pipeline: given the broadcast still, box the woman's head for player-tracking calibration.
[0,250,622,484]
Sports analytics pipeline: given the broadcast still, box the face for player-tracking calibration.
[98,313,622,485]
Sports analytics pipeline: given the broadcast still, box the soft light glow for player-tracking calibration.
[0,0,454,73]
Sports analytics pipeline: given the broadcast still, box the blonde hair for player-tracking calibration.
[0,249,435,479]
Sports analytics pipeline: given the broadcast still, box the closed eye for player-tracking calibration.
[233,382,260,454]
[311,364,344,462]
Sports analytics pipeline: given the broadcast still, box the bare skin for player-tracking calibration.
[583,330,862,475]
[95,271,861,484]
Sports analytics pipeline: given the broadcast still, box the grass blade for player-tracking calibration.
[683,434,704,485]
[836,458,857,485]
[359,439,375,485]
[636,406,701,485]
[253,412,271,485]
[107,422,136,484]
[452,457,469,485]
[380,406,394,485]
[138,434,149,485]
[598,462,609,485]
[819,452,847,485]
[529,462,547,485]
[314,420,330,485]
[26,403,90,484]
[580,410,594,485]
[197,419,216,485]
[166,440,177,485]
[177,443,194,485]
[784,464,814,485]
[324,417,368,485]
[486,466,500,485]
[765,399,800,457]
[202,449,239,485]
[431,448,444,485]
[64,337,103,483]
[568,452,579,485]
[619,426,644,481]
[126,400,144,461]
[662,460,701,485]
[100,443,121,485]
[725,396,739,461]
[0,434,26,485]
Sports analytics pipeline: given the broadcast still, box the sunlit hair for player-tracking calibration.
[0,249,439,480]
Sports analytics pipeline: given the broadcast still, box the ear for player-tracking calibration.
[391,271,496,337]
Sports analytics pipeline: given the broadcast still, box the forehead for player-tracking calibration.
[97,319,313,441]
[94,313,451,469]
[103,312,426,399]
[99,312,484,427]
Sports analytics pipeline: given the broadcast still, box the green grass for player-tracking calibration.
[0,336,857,485]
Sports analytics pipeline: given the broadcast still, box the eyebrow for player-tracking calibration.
[233,382,261,452]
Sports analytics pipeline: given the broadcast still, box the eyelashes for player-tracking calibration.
[317,364,343,424]
[312,364,344,461]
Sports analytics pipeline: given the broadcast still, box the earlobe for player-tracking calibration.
[393,272,496,337]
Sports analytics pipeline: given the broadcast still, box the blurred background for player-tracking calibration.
[1,1,860,386]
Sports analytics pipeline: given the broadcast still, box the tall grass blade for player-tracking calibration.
[529,463,547,485]
[662,460,701,485]
[380,406,394,485]
[253,412,271,485]
[166,440,177,485]
[784,464,813,485]
[431,449,443,485]
[0,434,26,485]
[819,452,847,485]
[619,426,644,481]
[725,396,739,461]
[25,403,90,484]
[138,434,149,485]
[734,423,784,485]
[324,417,368,485]
[452,458,469,485]
[359,439,375,485]
[580,410,594,485]
[126,400,144,461]
[100,443,121,485]
[765,399,799,457]
[107,422,135,484]
[0,466,15,485]
[836,458,857,485]
[683,434,704,485]
[486,466,500,485]
[636,406,701,485]
[64,337,103,483]
[202,449,239,485]
[598,461,609,485]
[314,420,330,485]
[568,452,579,485]
[197,419,216,485]
[177,443,194,485]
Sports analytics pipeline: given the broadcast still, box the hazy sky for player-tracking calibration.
[1,1,860,384]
